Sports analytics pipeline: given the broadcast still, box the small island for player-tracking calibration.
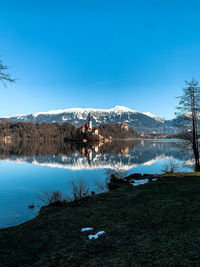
[76,114,141,142]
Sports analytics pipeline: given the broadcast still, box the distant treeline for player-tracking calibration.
[97,124,141,139]
[0,122,78,140]
[0,121,142,141]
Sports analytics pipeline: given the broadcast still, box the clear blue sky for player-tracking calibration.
[1,0,200,118]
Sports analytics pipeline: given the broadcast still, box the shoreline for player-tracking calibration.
[0,172,199,266]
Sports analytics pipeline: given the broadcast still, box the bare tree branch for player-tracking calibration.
[0,57,16,86]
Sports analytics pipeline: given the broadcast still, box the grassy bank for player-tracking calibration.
[0,174,200,266]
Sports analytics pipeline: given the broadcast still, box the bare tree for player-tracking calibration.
[71,178,90,200]
[175,79,200,171]
[38,190,70,206]
[94,179,109,193]
[0,57,16,86]
[161,158,179,174]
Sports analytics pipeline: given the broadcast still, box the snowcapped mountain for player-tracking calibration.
[142,112,165,123]
[5,106,176,134]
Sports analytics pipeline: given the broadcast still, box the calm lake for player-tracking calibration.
[0,139,193,228]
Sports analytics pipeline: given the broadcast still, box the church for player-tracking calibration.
[80,114,99,136]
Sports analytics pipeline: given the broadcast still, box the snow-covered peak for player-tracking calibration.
[4,106,178,135]
[110,106,137,113]
[6,106,167,124]
[6,114,28,119]
[32,108,87,118]
[142,112,165,123]
[19,106,138,118]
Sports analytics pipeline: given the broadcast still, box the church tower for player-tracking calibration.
[88,114,92,131]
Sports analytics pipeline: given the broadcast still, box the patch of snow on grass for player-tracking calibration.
[131,179,149,186]
[81,227,93,232]
[88,231,105,240]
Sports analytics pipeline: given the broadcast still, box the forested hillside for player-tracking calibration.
[0,122,78,140]
[0,122,141,140]
[97,123,141,139]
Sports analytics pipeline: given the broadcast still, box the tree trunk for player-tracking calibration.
[192,116,200,171]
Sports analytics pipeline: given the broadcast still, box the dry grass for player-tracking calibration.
[0,173,200,266]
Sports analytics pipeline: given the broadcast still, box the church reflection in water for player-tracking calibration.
[0,139,192,171]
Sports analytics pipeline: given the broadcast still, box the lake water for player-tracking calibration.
[0,139,193,228]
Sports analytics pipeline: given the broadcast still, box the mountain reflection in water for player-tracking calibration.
[0,139,192,171]
[0,139,193,229]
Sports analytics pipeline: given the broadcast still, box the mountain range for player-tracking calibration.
[4,106,177,134]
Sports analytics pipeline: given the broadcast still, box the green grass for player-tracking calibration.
[0,175,200,266]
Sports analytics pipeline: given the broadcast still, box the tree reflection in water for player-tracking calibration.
[0,139,192,171]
